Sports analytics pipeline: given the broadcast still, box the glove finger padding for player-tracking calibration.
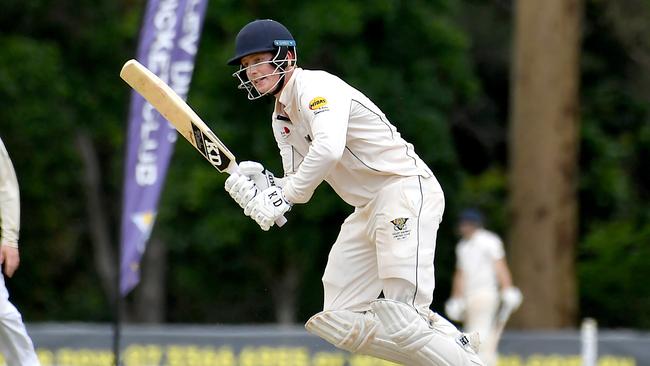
[255,212,272,231]
[224,173,241,192]
[247,204,271,230]
[234,179,257,207]
[241,161,283,190]
[239,188,257,208]
[225,174,257,209]
[238,161,264,176]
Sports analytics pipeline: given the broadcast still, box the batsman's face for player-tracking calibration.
[458,221,479,239]
[241,52,280,94]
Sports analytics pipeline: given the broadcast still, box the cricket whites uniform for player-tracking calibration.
[272,68,445,314]
[455,228,505,365]
[0,138,40,365]
[227,18,483,365]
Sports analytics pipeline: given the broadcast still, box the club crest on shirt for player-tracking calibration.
[390,218,412,240]
[391,218,409,230]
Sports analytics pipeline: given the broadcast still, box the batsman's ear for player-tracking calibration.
[287,50,297,67]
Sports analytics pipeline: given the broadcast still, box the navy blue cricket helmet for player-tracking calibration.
[227,19,296,66]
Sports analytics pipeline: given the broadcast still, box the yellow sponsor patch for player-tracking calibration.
[309,96,328,110]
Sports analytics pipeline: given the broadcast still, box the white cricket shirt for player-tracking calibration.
[0,138,20,247]
[272,68,434,207]
[456,228,505,294]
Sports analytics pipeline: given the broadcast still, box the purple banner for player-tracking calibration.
[120,0,209,295]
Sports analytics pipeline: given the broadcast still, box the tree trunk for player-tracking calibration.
[75,131,117,301]
[508,0,583,328]
[270,265,299,325]
[134,236,166,323]
[76,130,166,323]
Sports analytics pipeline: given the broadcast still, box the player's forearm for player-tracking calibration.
[0,147,21,247]
[282,115,346,203]
[0,215,20,248]
[495,258,514,289]
[282,137,342,203]
[0,187,20,247]
[451,270,464,298]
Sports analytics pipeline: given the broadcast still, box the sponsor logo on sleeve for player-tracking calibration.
[309,96,330,115]
[309,97,328,110]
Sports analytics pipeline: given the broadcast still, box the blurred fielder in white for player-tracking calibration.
[446,208,522,366]
[0,137,40,365]
[223,18,484,366]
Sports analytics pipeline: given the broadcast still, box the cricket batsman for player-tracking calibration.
[224,19,484,365]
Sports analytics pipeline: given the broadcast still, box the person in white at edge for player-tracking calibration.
[0,137,40,365]
[222,19,484,365]
[445,209,523,366]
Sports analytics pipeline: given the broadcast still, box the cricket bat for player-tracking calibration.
[120,59,286,226]
[486,300,516,353]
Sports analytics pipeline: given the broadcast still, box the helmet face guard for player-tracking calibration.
[232,42,297,100]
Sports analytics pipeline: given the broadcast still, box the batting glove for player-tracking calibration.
[501,287,523,312]
[238,161,284,191]
[444,297,466,322]
[224,173,259,209]
[244,186,292,231]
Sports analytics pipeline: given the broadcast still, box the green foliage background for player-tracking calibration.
[0,0,648,328]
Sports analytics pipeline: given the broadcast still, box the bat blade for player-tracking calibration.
[120,59,237,174]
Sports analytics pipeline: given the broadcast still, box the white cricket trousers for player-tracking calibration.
[465,288,500,366]
[0,275,40,366]
[322,175,444,315]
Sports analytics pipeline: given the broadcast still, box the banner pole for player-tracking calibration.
[114,242,122,366]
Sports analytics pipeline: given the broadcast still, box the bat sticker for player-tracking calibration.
[191,122,207,157]
[191,122,230,172]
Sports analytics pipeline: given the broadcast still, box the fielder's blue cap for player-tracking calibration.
[459,208,484,225]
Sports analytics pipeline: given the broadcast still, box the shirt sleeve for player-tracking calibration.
[455,243,463,268]
[282,82,351,204]
[485,233,505,261]
[0,138,20,247]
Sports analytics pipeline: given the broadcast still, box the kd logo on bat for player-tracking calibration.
[204,140,223,167]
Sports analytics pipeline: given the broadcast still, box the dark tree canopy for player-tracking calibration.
[0,0,648,328]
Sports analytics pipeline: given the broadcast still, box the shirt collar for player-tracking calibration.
[278,67,302,107]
